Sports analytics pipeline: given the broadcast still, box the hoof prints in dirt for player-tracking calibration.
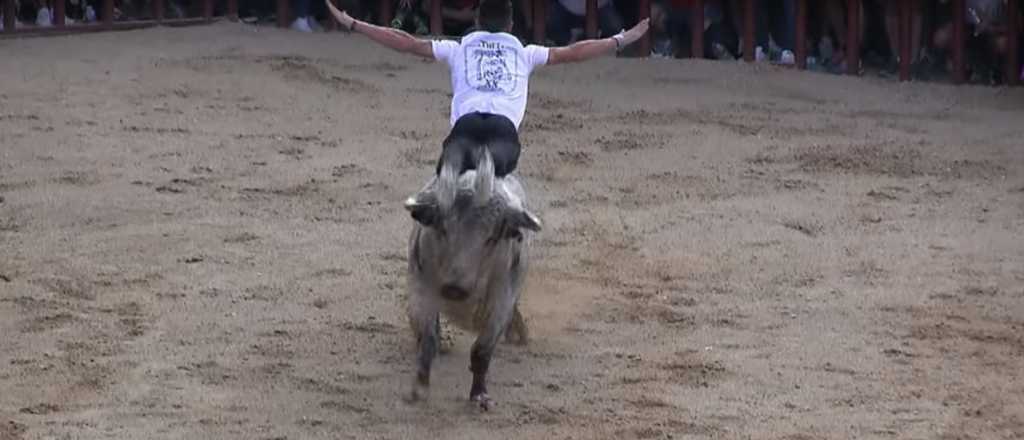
[20,312,77,333]
[32,276,95,301]
[597,130,666,152]
[749,142,1005,180]
[165,54,378,94]
[19,403,60,415]
[1,421,27,440]
[270,58,377,93]
[54,171,101,186]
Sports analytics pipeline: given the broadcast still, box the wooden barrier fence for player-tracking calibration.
[2,0,1018,85]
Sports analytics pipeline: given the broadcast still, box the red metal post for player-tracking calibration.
[103,0,114,28]
[54,0,66,26]
[153,0,164,21]
[952,0,965,83]
[743,0,754,62]
[691,0,704,58]
[847,0,861,75]
[3,0,14,33]
[533,0,546,43]
[378,0,392,26]
[227,0,238,20]
[277,0,288,27]
[795,0,806,68]
[1006,0,1019,86]
[639,0,651,56]
[202,0,213,21]
[899,0,911,81]
[585,0,597,39]
[431,0,442,35]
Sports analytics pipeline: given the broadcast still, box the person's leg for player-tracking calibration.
[597,2,623,38]
[824,0,847,57]
[291,0,311,30]
[546,1,577,46]
[437,114,482,177]
[884,2,898,60]
[772,0,795,51]
[756,0,771,50]
[436,113,521,178]
[480,114,521,178]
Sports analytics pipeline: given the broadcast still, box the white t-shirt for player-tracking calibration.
[432,31,550,130]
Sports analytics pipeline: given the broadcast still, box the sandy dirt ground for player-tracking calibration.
[1,22,1023,440]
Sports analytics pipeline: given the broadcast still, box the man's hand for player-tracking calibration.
[326,0,356,30]
[616,18,650,48]
[325,0,434,59]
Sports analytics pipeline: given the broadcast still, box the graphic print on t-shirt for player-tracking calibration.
[464,40,517,94]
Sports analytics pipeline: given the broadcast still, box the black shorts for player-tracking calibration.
[436,112,521,178]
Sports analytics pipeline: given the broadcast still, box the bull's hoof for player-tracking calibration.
[439,330,455,355]
[406,379,430,403]
[471,393,495,411]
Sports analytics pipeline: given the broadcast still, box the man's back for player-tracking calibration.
[432,32,550,129]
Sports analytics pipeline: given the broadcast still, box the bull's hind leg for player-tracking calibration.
[503,305,529,346]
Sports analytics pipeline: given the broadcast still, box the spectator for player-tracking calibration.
[292,0,317,31]
[655,0,732,59]
[880,0,926,77]
[755,0,795,64]
[547,0,624,46]
[392,0,429,35]
[932,0,1020,84]
[421,0,479,36]
[815,0,854,72]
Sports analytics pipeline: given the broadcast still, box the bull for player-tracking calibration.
[403,146,540,410]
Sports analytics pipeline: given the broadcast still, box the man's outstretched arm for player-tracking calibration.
[326,0,434,59]
[547,18,650,65]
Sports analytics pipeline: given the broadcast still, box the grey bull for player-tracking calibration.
[403,147,540,410]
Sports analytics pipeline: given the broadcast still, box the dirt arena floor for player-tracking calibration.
[1,22,1023,440]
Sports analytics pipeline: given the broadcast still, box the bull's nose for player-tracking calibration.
[440,284,470,301]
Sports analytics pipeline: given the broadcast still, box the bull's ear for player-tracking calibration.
[404,195,439,227]
[507,208,542,232]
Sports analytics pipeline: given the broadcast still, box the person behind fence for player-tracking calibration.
[391,0,430,35]
[419,0,480,36]
[546,0,624,45]
[931,0,1021,84]
[754,0,796,64]
[653,0,732,59]
[325,0,649,179]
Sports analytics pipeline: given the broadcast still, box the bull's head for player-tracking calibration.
[404,148,540,292]
[404,148,541,238]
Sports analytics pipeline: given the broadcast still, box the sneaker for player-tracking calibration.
[412,15,429,35]
[779,49,795,65]
[291,17,312,32]
[818,36,834,62]
[36,7,53,27]
[755,46,767,62]
[307,16,323,32]
[712,43,734,60]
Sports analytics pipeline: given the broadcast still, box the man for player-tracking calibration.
[326,0,649,179]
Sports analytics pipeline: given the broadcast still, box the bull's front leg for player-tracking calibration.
[406,286,441,403]
[469,287,519,411]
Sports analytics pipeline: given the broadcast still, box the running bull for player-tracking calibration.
[403,146,540,410]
